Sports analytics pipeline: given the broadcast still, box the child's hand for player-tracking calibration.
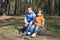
[30,21,33,24]
[26,23,29,24]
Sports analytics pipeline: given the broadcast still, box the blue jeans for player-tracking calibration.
[22,24,29,33]
[27,24,35,33]
[23,25,41,35]
[34,25,41,33]
[22,24,33,35]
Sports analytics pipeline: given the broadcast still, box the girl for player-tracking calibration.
[31,9,45,37]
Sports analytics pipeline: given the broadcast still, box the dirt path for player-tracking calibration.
[0,30,23,40]
[0,30,60,40]
[0,16,14,20]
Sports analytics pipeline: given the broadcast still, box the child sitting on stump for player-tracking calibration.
[31,9,45,37]
[22,6,36,36]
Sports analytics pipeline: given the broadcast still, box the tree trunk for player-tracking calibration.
[0,0,3,15]
[14,0,22,15]
[47,0,51,15]
[24,0,28,13]
[58,0,60,16]
[10,0,15,15]
[50,0,55,15]
[6,0,10,15]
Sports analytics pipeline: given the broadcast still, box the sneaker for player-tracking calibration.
[22,32,27,36]
[27,32,31,35]
[31,33,36,37]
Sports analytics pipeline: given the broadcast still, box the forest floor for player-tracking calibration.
[0,16,60,40]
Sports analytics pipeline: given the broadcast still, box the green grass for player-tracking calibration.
[46,22,60,30]
[0,22,24,33]
[29,38,40,40]
[19,14,25,19]
[0,26,15,33]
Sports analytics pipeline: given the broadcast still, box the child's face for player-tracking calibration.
[28,8,32,13]
[37,11,42,16]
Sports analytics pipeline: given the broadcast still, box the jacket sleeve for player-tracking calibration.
[42,15,45,27]
[24,16,29,24]
[42,18,45,26]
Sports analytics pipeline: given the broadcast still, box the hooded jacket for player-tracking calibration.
[24,11,36,24]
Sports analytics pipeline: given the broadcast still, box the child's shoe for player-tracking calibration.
[31,33,36,37]
[27,32,31,35]
[22,32,27,36]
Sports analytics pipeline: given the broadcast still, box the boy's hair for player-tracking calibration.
[27,6,33,10]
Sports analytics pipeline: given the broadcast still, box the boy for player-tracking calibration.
[22,6,36,36]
